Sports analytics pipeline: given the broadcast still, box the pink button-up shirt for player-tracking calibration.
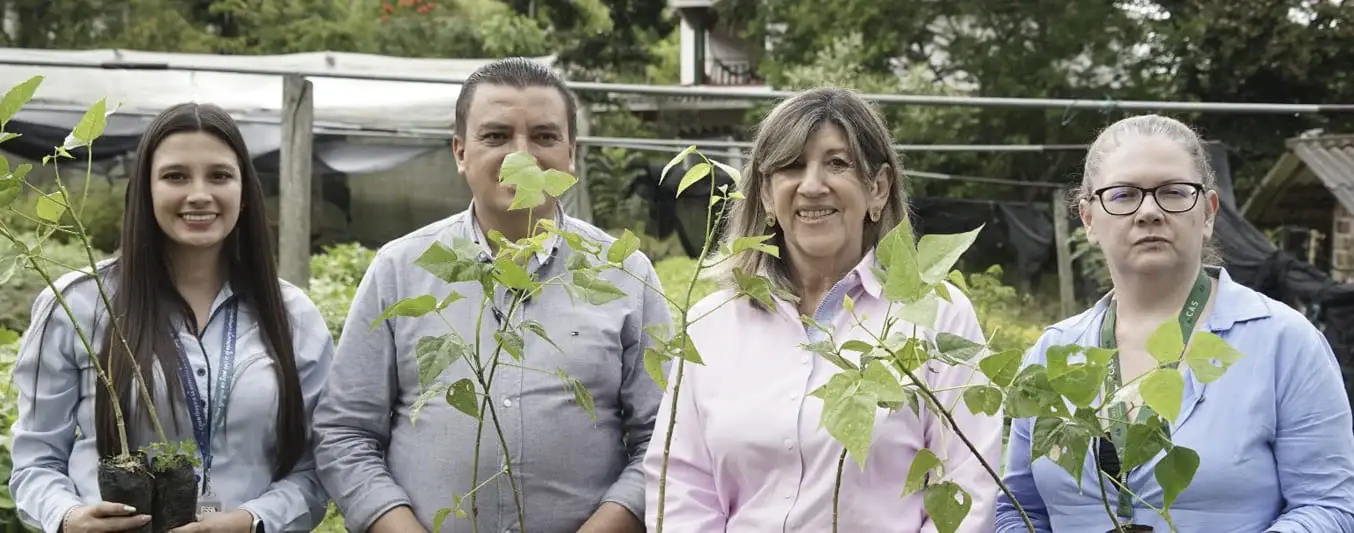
[643,251,1002,532]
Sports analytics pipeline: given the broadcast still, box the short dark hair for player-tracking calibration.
[454,57,578,142]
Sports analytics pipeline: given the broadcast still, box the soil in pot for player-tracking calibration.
[151,455,199,533]
[97,453,153,533]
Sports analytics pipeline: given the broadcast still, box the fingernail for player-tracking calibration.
[123,505,137,513]
[139,515,152,522]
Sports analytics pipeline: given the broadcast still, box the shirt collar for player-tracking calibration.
[1086,265,1271,334]
[467,199,563,265]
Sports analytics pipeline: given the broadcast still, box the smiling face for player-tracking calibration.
[453,83,574,220]
[149,131,243,252]
[1080,134,1218,276]
[761,122,890,267]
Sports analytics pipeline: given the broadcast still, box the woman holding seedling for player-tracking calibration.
[9,103,333,533]
[643,87,1003,532]
[994,115,1354,532]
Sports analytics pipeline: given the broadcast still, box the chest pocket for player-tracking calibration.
[521,303,624,404]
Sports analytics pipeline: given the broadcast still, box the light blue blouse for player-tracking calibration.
[8,264,334,533]
[995,267,1354,532]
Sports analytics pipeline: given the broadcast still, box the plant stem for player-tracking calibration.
[855,309,1036,533]
[464,300,491,533]
[14,242,130,455]
[1097,468,1125,532]
[832,448,846,533]
[655,163,728,532]
[56,157,172,446]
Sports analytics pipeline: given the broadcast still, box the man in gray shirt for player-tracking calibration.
[312,57,671,533]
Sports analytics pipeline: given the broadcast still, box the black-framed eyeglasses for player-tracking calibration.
[1090,182,1205,216]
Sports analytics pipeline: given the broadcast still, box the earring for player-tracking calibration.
[868,207,881,222]
[765,214,776,228]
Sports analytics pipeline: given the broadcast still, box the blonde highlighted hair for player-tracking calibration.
[706,87,910,303]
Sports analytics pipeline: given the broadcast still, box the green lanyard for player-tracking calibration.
[1099,268,1212,524]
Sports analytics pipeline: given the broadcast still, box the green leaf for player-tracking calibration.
[371,294,439,328]
[410,382,450,424]
[660,145,697,185]
[437,291,466,310]
[0,76,42,126]
[1154,445,1199,509]
[935,332,984,362]
[673,332,704,364]
[521,320,561,353]
[709,158,742,184]
[1141,369,1185,423]
[68,99,109,147]
[571,269,626,305]
[903,448,943,495]
[1145,320,1185,364]
[415,241,491,284]
[35,191,67,223]
[962,385,1003,416]
[916,225,983,284]
[727,234,779,257]
[922,481,972,533]
[644,347,670,390]
[0,131,18,144]
[493,256,534,291]
[432,507,452,533]
[540,168,577,197]
[1032,416,1095,487]
[732,267,776,309]
[676,162,711,197]
[841,340,874,353]
[445,378,480,419]
[1004,365,1069,419]
[1183,331,1244,383]
[860,360,907,403]
[607,229,641,263]
[415,335,467,389]
[814,371,878,469]
[978,349,1023,387]
[878,220,924,302]
[803,340,858,371]
[558,370,597,420]
[1046,345,1114,408]
[0,327,18,346]
[892,292,939,329]
[451,493,469,519]
[945,270,969,294]
[495,330,524,360]
[499,151,550,210]
[1122,418,1171,471]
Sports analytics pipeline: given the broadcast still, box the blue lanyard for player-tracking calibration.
[172,301,239,492]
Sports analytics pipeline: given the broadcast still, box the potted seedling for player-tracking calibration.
[0,76,201,532]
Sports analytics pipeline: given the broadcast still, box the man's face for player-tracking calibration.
[453,84,574,218]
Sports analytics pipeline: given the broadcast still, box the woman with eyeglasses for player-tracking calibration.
[993,115,1354,532]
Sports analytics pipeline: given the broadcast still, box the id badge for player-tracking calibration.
[198,490,222,516]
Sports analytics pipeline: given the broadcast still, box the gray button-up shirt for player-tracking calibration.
[312,207,671,533]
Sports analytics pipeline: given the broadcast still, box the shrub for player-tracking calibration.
[308,243,377,341]
[0,233,106,333]
[0,328,35,533]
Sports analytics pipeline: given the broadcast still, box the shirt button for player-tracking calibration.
[790,394,799,402]
[783,438,793,450]
[503,398,513,408]
[800,355,810,365]
[196,368,206,377]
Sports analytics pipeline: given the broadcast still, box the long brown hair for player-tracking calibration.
[95,102,306,479]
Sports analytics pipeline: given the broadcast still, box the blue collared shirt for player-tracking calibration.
[8,263,335,533]
[995,267,1354,533]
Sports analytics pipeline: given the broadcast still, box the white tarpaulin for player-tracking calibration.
[0,47,558,131]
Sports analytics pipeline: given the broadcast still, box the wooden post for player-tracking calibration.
[1053,188,1075,317]
[279,75,314,289]
[564,105,594,223]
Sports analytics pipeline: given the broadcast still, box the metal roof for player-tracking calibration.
[1289,135,1354,214]
[1242,135,1354,219]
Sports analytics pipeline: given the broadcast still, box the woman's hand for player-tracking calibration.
[63,503,152,533]
[169,510,254,533]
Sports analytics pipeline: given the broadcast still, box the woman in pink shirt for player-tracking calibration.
[642,87,1003,532]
